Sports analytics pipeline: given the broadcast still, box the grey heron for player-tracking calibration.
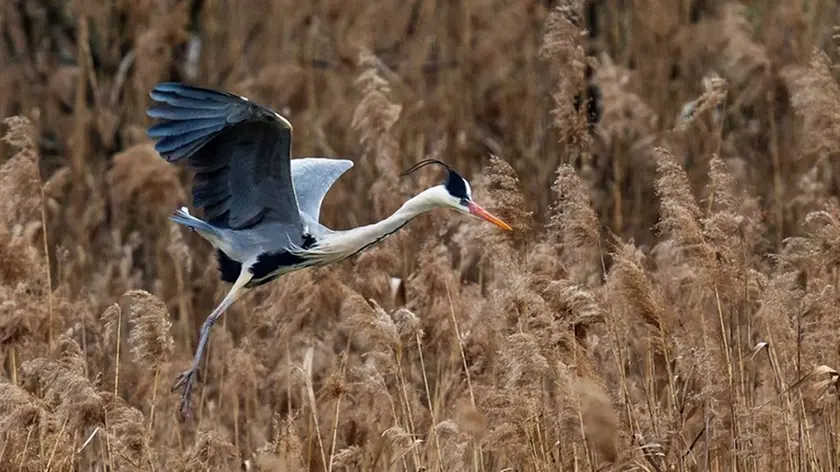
[146,82,512,418]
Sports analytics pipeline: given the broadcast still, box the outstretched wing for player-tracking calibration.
[146,82,301,231]
[290,158,354,223]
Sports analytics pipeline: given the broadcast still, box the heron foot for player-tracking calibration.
[172,368,198,419]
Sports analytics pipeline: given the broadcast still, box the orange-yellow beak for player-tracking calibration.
[468,202,512,231]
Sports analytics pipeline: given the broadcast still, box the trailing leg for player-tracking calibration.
[173,267,252,419]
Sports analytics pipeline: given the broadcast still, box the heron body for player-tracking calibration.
[146,82,511,418]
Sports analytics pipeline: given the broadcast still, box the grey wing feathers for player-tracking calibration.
[147,83,258,163]
[290,158,354,222]
[146,82,302,232]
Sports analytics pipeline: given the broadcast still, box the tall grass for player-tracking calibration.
[2,0,840,470]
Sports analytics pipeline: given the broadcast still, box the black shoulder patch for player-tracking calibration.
[245,235,318,288]
[444,169,468,200]
[249,251,307,282]
[301,233,316,249]
[216,250,241,283]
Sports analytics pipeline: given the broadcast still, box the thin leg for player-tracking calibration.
[173,268,252,419]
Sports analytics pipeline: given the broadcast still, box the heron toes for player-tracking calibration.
[172,368,198,419]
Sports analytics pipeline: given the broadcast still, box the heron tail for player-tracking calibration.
[170,207,219,236]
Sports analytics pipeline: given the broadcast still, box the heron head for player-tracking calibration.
[401,160,512,231]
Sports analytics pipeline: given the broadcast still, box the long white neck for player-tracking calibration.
[305,186,447,263]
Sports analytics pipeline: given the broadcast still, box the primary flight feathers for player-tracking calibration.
[147,82,352,229]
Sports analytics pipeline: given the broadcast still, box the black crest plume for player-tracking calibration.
[400,159,469,200]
